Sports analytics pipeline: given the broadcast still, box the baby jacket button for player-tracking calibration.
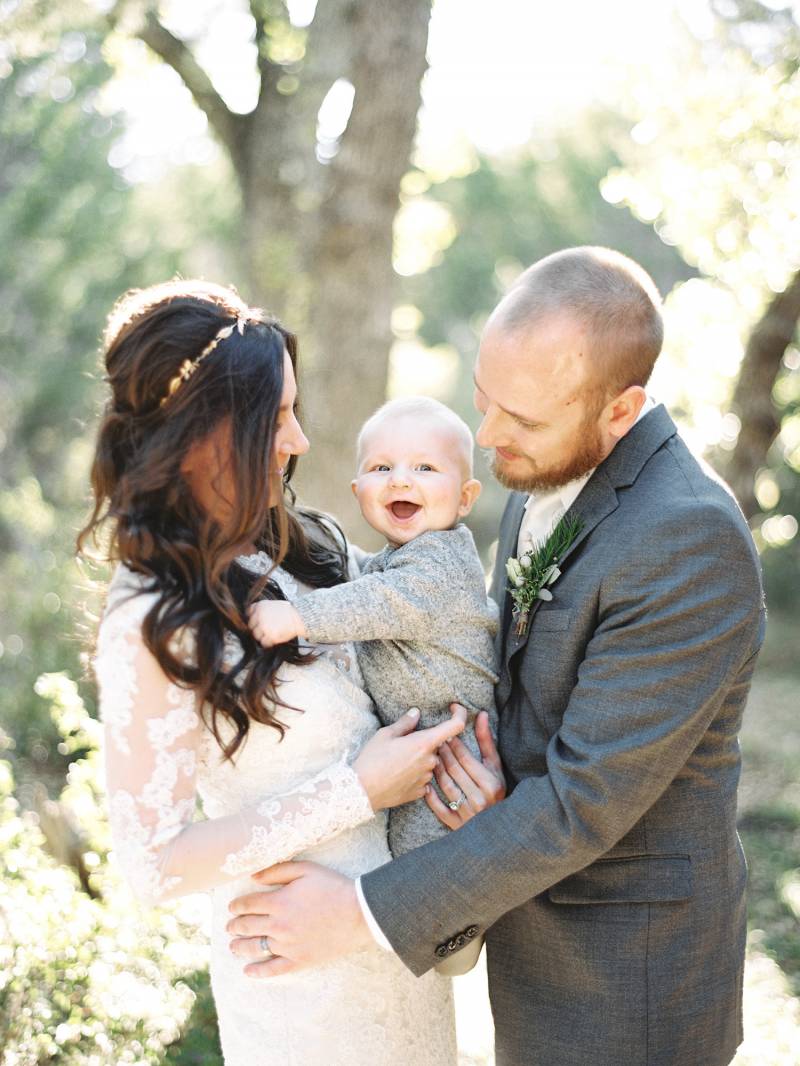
[434,945,449,958]
[465,925,479,938]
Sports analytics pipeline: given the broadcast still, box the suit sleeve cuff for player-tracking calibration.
[355,876,394,952]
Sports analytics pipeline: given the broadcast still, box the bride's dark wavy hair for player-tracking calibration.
[77,279,348,760]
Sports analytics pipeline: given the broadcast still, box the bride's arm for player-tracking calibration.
[96,595,373,907]
[96,593,462,907]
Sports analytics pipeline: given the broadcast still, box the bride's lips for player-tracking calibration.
[387,501,422,521]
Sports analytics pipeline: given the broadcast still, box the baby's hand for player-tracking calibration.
[248,601,307,648]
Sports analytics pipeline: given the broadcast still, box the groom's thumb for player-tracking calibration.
[386,707,420,736]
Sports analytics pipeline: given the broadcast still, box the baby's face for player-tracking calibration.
[352,415,479,547]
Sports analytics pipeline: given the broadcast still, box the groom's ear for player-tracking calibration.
[606,385,647,441]
[458,478,482,516]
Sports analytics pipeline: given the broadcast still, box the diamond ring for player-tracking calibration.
[259,935,273,957]
[447,794,465,811]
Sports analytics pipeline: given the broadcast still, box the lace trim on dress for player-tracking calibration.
[221,761,374,876]
[96,566,375,906]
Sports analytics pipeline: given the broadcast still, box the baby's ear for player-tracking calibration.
[458,478,482,516]
[350,478,358,497]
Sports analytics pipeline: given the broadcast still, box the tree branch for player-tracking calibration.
[111,3,248,166]
[725,268,800,517]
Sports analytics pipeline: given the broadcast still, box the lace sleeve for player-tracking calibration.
[95,590,374,906]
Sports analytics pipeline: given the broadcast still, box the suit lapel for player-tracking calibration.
[500,405,679,669]
[502,470,619,668]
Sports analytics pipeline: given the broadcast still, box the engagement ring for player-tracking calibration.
[447,794,465,811]
[259,935,273,957]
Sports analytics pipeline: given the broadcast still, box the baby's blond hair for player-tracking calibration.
[356,396,475,477]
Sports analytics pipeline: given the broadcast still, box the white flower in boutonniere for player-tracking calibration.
[506,514,584,637]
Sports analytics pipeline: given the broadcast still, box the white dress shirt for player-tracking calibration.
[355,396,657,951]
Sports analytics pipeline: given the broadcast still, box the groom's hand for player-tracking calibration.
[226,861,373,977]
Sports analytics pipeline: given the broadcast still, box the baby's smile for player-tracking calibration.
[388,501,421,521]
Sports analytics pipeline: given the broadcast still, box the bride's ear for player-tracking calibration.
[458,478,482,517]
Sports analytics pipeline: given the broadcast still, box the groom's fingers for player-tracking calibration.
[244,955,298,979]
[230,935,277,958]
[228,890,275,917]
[226,913,275,938]
[250,860,314,886]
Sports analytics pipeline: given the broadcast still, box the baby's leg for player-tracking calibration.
[387,714,489,854]
[387,715,489,976]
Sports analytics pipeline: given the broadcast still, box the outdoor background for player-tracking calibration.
[1,0,799,1062]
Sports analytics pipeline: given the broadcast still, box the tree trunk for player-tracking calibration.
[725,269,800,518]
[118,0,433,539]
[295,0,432,539]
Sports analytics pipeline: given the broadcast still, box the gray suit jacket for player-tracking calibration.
[361,406,765,1066]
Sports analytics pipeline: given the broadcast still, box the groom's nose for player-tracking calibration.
[475,405,504,448]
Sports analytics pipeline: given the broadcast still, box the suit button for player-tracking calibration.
[465,926,479,938]
[435,945,448,958]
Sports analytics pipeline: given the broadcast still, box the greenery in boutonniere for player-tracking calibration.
[506,514,584,637]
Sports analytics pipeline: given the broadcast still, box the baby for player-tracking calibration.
[249,396,499,973]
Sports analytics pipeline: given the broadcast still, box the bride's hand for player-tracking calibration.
[426,707,506,829]
[353,705,467,812]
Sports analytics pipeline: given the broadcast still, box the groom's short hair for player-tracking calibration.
[499,247,664,404]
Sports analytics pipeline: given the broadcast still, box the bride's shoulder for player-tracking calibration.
[99,563,160,637]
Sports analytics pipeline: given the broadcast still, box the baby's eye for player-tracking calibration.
[416,463,435,472]
[372,464,391,472]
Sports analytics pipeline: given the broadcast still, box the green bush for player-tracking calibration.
[0,673,217,1065]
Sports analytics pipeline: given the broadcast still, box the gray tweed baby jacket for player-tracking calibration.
[295,524,499,855]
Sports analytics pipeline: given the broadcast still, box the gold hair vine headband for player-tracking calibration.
[160,315,248,407]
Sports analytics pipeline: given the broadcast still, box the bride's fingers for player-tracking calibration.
[438,742,485,811]
[424,782,461,830]
[433,763,470,819]
[475,711,504,776]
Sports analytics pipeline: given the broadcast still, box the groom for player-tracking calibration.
[227,247,765,1066]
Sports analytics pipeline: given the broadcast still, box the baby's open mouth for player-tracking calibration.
[388,501,421,520]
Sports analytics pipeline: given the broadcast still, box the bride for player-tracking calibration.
[79,279,501,1065]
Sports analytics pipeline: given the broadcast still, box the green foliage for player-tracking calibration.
[0,22,238,782]
[609,10,800,604]
[399,122,694,556]
[0,674,215,1065]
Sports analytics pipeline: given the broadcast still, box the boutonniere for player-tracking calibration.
[506,514,583,637]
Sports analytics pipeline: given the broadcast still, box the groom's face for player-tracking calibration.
[473,312,610,493]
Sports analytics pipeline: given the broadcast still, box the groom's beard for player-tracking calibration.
[490,414,607,494]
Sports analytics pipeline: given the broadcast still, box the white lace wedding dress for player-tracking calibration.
[95,554,456,1066]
